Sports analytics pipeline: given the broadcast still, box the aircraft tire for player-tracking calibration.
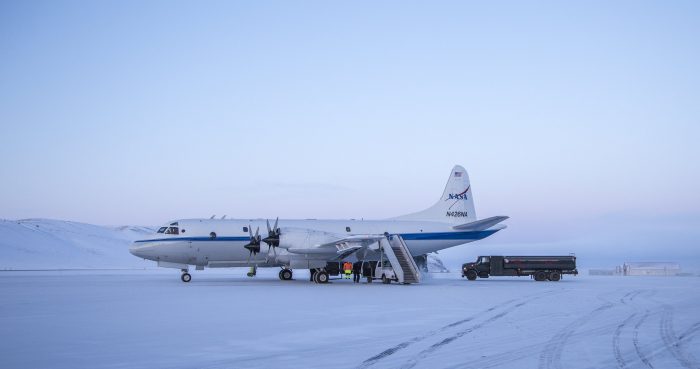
[316,271,329,284]
[281,269,293,281]
[279,270,285,280]
[181,273,191,283]
[465,270,478,281]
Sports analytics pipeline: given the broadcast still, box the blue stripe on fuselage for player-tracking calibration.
[134,236,250,243]
[133,230,498,244]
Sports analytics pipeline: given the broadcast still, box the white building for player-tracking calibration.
[623,262,681,276]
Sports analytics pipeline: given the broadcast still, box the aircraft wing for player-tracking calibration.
[287,235,385,260]
[452,216,509,231]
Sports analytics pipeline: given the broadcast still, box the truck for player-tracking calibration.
[462,255,577,282]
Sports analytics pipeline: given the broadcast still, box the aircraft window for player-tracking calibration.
[157,227,167,233]
[181,229,186,233]
[243,226,248,233]
[346,226,351,232]
[165,227,179,235]
[210,232,217,240]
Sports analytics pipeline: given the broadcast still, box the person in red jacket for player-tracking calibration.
[343,261,353,279]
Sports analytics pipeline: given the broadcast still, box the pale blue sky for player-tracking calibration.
[1,1,699,264]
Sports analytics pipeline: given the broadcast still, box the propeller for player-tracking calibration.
[243,225,261,263]
[262,217,281,257]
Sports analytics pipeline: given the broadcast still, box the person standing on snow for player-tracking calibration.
[352,262,362,283]
[343,261,353,279]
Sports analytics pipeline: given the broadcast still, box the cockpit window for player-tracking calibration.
[165,227,179,235]
[157,227,167,233]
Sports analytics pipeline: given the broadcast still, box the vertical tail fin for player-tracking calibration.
[392,165,476,224]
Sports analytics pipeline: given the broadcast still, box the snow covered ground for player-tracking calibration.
[0,219,152,269]
[1,270,698,369]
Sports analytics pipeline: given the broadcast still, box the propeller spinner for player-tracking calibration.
[262,217,281,254]
[244,225,261,262]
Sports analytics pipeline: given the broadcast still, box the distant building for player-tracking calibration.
[589,269,615,276]
[623,262,681,276]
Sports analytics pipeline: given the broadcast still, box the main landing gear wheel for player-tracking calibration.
[181,272,191,283]
[279,269,293,281]
[313,271,329,284]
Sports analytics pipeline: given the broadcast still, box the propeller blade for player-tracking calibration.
[244,223,262,256]
[273,217,279,233]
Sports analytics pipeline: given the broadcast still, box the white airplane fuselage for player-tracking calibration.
[130,218,503,268]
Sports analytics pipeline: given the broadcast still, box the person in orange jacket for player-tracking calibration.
[343,261,353,279]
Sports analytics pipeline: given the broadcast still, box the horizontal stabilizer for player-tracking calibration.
[452,216,509,231]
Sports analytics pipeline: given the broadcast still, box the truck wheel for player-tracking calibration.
[466,270,478,281]
[382,275,390,284]
[549,271,561,281]
[534,271,547,281]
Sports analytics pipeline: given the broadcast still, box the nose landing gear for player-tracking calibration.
[180,269,191,283]
[247,265,257,277]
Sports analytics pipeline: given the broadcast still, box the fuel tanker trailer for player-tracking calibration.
[462,255,577,282]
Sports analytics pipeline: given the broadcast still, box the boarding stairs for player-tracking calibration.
[379,235,421,284]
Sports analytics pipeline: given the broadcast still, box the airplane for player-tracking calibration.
[129,165,508,283]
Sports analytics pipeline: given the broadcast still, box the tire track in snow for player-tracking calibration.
[538,299,614,369]
[679,322,700,343]
[611,289,648,369]
[355,298,517,369]
[398,299,532,369]
[444,322,626,369]
[659,306,699,369]
[633,310,654,369]
[613,313,638,369]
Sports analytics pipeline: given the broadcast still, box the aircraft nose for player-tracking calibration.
[130,242,149,259]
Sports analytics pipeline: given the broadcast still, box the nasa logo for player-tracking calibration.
[445,186,470,201]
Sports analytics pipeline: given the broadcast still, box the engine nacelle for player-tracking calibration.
[278,227,343,250]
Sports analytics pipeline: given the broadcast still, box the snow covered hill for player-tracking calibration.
[0,219,154,269]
